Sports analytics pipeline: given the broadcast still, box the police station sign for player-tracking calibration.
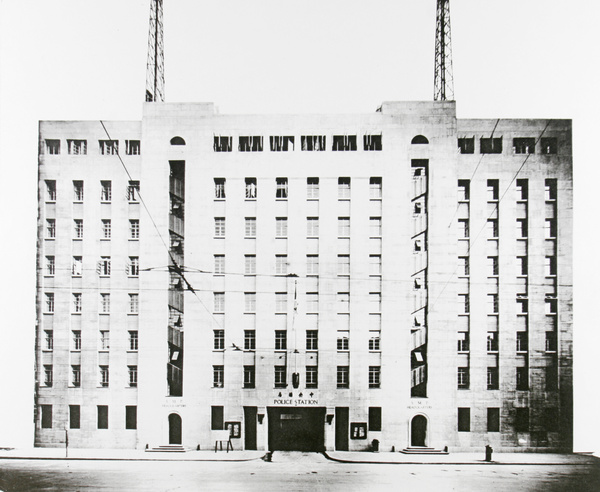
[272,391,319,406]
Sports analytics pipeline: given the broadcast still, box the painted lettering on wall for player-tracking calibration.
[272,398,319,406]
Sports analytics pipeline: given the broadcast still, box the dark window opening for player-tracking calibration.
[301,135,326,151]
[458,137,474,154]
[45,139,60,155]
[369,407,382,431]
[516,367,529,391]
[487,367,499,390]
[541,137,558,155]
[239,136,263,152]
[244,366,256,389]
[364,134,382,151]
[275,178,288,199]
[97,405,109,429]
[332,135,357,151]
[270,136,295,152]
[545,178,558,200]
[458,180,470,200]
[211,406,224,430]
[125,140,141,155]
[516,178,528,200]
[458,367,469,389]
[411,135,429,145]
[41,405,52,429]
[481,137,502,154]
[213,136,232,152]
[69,405,80,429]
[546,365,558,391]
[458,408,470,432]
[515,408,529,432]
[170,136,186,146]
[487,408,500,432]
[126,406,137,429]
[513,137,535,154]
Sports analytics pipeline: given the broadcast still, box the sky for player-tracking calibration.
[0,0,598,452]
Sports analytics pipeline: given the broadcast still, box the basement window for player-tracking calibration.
[513,138,535,154]
[270,136,295,152]
[364,134,382,151]
[239,136,263,152]
[541,137,558,155]
[332,135,357,151]
[458,137,474,154]
[301,135,326,151]
[213,136,232,152]
[480,137,502,154]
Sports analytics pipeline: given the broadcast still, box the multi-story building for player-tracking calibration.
[35,100,572,452]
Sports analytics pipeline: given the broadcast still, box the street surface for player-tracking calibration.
[0,452,598,491]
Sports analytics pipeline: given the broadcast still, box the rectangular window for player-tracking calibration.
[458,256,469,276]
[100,140,118,155]
[275,330,287,350]
[128,365,138,387]
[214,218,225,237]
[307,177,319,199]
[337,255,350,276]
[45,293,55,313]
[516,298,529,314]
[480,137,502,154]
[44,330,53,351]
[487,294,498,314]
[69,405,80,429]
[458,137,475,154]
[41,405,52,428]
[338,217,350,237]
[306,330,318,350]
[100,293,110,313]
[125,140,140,155]
[337,366,350,388]
[487,367,499,390]
[488,256,499,276]
[515,408,529,432]
[45,139,60,155]
[337,331,349,351]
[517,256,528,276]
[545,256,557,276]
[74,219,84,239]
[211,406,224,430]
[239,136,263,152]
[129,219,140,239]
[275,292,287,313]
[458,179,470,200]
[458,408,470,432]
[487,408,500,432]
[214,136,232,152]
[100,330,110,350]
[128,331,138,351]
[214,178,226,199]
[245,217,256,237]
[545,218,557,238]
[214,255,225,275]
[516,332,528,352]
[516,367,529,391]
[97,405,109,429]
[369,177,383,200]
[245,255,256,275]
[545,179,558,200]
[337,292,350,313]
[244,330,256,351]
[370,217,382,237]
[72,293,82,313]
[364,134,382,151]
[369,255,382,276]
[369,366,381,388]
[213,292,224,313]
[274,366,287,388]
[129,256,139,276]
[458,294,469,314]
[513,137,535,154]
[73,180,84,201]
[124,181,140,202]
[245,178,257,199]
[306,366,318,388]
[46,219,56,238]
[306,292,318,313]
[369,293,381,313]
[44,365,53,387]
[458,219,469,238]
[270,135,294,151]
[458,367,469,389]
[72,330,81,351]
[45,180,56,201]
[545,298,557,314]
[244,292,256,313]
[213,365,224,388]
[457,331,469,352]
[129,293,139,314]
[301,136,326,151]
[100,180,112,201]
[125,406,137,429]
[67,139,87,155]
[332,135,357,151]
[369,407,382,431]
[276,178,288,198]
[307,255,319,276]
[338,177,351,199]
[45,256,55,276]
[516,179,528,200]
[487,219,498,238]
[307,217,319,237]
[99,366,109,387]
[244,366,256,388]
[541,137,558,155]
[275,217,288,237]
[545,331,557,352]
[275,255,287,276]
[214,330,225,350]
[487,179,499,201]
[516,218,528,238]
[487,332,498,352]
[102,219,111,239]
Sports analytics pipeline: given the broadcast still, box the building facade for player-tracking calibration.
[35,101,572,452]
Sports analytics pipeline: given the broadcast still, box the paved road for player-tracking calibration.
[0,453,598,491]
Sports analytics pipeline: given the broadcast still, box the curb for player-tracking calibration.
[0,454,267,463]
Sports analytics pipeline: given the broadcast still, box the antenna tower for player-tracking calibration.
[145,0,165,102]
[433,0,454,101]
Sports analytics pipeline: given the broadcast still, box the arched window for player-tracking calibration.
[170,136,186,146]
[411,135,429,145]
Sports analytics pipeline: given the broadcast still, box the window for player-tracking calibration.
[515,408,529,432]
[337,292,350,313]
[337,255,350,276]
[73,219,83,239]
[515,179,528,201]
[487,367,499,390]
[45,293,55,313]
[516,298,528,314]
[306,177,319,199]
[275,255,287,276]
[457,180,470,202]
[546,365,558,391]
[239,136,263,152]
[244,330,256,351]
[245,255,256,275]
[102,219,111,239]
[100,330,110,350]
[338,217,350,237]
[337,366,349,388]
[100,140,118,155]
[516,367,529,391]
[213,365,224,387]
[411,135,429,144]
[129,219,140,239]
[214,218,225,237]
[125,140,140,155]
[516,218,528,238]
[458,294,469,314]
[128,256,139,277]
[306,366,318,388]
[487,219,498,238]
[129,331,138,351]
[306,330,318,350]
[43,365,53,387]
[45,139,60,155]
[274,366,287,388]
[96,405,109,429]
[369,293,381,312]
[275,330,287,350]
[275,217,288,237]
[245,178,257,199]
[244,366,256,388]
[214,330,225,350]
[516,332,528,352]
[517,256,528,276]
[545,256,557,276]
[45,256,55,276]
[487,294,498,314]
[170,136,186,146]
[458,137,475,154]
[301,135,326,151]
[513,137,535,154]
[125,406,137,430]
[306,292,318,313]
[214,178,226,199]
[44,330,53,351]
[458,256,469,276]
[455,408,470,432]
[245,217,256,237]
[212,136,232,152]
[337,331,349,351]
[367,177,383,200]
[99,366,109,387]
[541,137,558,155]
[307,255,319,276]
[128,293,139,314]
[338,177,351,199]
[545,331,557,352]
[458,367,469,389]
[364,134,382,151]
[332,135,357,151]
[415,237,424,252]
[66,139,87,155]
[545,218,557,238]
[72,330,81,351]
[370,217,382,237]
[70,405,81,429]
[487,179,499,201]
[73,180,84,201]
[457,332,469,352]
[100,293,110,313]
[480,137,502,154]
[545,298,557,314]
[369,407,382,431]
[488,256,499,276]
[307,217,319,237]
[72,293,82,313]
[487,332,498,352]
[458,218,469,238]
[275,293,287,313]
[128,365,138,387]
[244,292,256,313]
[270,135,294,151]
[46,219,56,239]
[41,405,52,429]
[100,180,112,201]
[214,292,225,313]
[276,178,288,199]
[45,180,56,201]
[367,255,382,277]
[545,178,558,200]
[211,406,224,430]
[214,255,225,275]
[369,333,380,351]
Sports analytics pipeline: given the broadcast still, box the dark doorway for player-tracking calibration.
[267,407,325,451]
[168,413,182,444]
[411,415,427,447]
[244,406,257,450]
[335,407,349,451]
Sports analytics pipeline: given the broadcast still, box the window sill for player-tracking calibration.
[214,198,225,201]
[307,198,319,201]
[43,312,54,315]
[99,312,110,316]
[127,350,139,353]
[71,312,82,316]
[45,200,56,204]
[46,238,56,241]
[128,200,140,204]
[72,238,82,241]
[128,275,139,279]
[128,238,139,241]
[101,238,111,241]
[245,198,257,201]
[44,274,55,278]
[214,236,225,239]
[42,349,53,353]
[128,313,139,316]
[100,201,112,204]
[457,350,469,354]
[370,198,382,201]
[275,198,288,201]
[98,349,109,352]
[71,349,81,353]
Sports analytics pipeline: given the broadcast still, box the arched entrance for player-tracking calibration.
[168,413,182,445]
[410,415,428,447]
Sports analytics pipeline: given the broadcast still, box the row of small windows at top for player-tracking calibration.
[458,136,558,155]
[212,135,385,152]
[44,139,140,156]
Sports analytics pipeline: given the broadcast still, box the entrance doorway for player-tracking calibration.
[244,406,257,450]
[168,413,182,444]
[410,415,427,447]
[267,407,325,451]
[335,407,349,451]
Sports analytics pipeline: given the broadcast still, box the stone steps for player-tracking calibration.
[400,447,449,455]
[146,445,187,453]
